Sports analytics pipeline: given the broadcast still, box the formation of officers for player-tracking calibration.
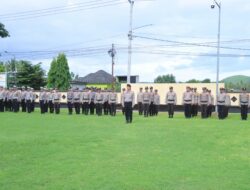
[0,85,249,122]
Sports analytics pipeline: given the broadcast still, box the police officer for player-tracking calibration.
[122,84,135,123]
[4,88,9,111]
[153,89,160,116]
[149,86,154,116]
[199,87,210,119]
[103,88,109,115]
[44,88,49,113]
[25,87,33,113]
[53,88,61,114]
[121,88,126,115]
[39,87,46,114]
[137,87,143,115]
[207,90,214,117]
[95,88,104,116]
[47,88,54,114]
[0,86,4,112]
[31,88,36,112]
[82,88,90,115]
[73,88,81,114]
[225,92,231,118]
[166,86,177,118]
[217,88,227,119]
[142,87,150,117]
[8,88,14,112]
[239,88,249,120]
[12,86,21,113]
[183,86,193,118]
[192,88,199,117]
[67,88,74,115]
[21,86,27,112]
[109,89,117,116]
[89,88,96,115]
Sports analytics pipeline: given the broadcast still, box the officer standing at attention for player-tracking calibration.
[239,88,249,120]
[31,88,36,112]
[39,87,46,114]
[82,88,90,115]
[47,88,54,114]
[199,87,211,119]
[142,87,150,117]
[95,88,104,116]
[153,89,160,116]
[109,89,117,116]
[192,88,199,117]
[225,91,231,118]
[0,86,4,112]
[53,88,61,114]
[21,86,27,112]
[149,87,154,116]
[183,86,193,118]
[217,88,227,119]
[166,86,177,118]
[67,88,74,115]
[103,88,109,115]
[12,86,21,113]
[73,88,81,114]
[89,88,96,115]
[121,88,126,115]
[25,87,33,113]
[207,90,214,117]
[137,87,143,115]
[122,84,135,123]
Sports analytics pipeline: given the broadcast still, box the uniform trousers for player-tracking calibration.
[241,105,248,120]
[184,104,192,118]
[124,102,133,123]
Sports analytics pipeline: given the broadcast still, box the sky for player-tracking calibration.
[0,0,250,82]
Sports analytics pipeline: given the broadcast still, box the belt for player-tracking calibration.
[218,101,225,103]
[54,99,59,101]
[168,99,174,101]
[184,100,191,102]
[83,99,89,100]
[74,98,79,100]
[200,101,208,103]
[241,101,248,104]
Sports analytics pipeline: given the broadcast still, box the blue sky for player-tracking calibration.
[0,0,250,82]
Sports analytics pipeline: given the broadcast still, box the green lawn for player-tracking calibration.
[0,110,250,190]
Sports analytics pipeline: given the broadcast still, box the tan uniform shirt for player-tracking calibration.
[182,91,193,105]
[166,91,177,105]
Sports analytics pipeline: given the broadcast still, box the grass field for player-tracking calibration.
[0,110,250,190]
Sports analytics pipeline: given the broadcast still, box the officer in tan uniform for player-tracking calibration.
[149,86,154,116]
[67,88,74,115]
[199,87,210,119]
[121,88,126,115]
[39,87,46,114]
[183,86,193,118]
[73,88,81,114]
[95,88,104,116]
[47,88,54,114]
[217,88,227,119]
[0,86,4,112]
[25,87,34,113]
[225,91,231,118]
[137,87,143,115]
[192,87,199,117]
[142,87,150,117]
[207,90,214,117]
[82,88,91,115]
[12,86,21,113]
[21,86,27,112]
[166,86,177,118]
[53,88,61,114]
[239,88,249,120]
[122,84,135,123]
[109,89,117,116]
[153,89,160,116]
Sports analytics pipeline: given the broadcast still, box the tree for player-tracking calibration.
[47,53,71,90]
[154,74,176,83]
[0,62,5,72]
[186,79,200,83]
[201,78,211,83]
[0,23,10,38]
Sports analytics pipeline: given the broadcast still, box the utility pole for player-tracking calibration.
[108,44,116,89]
[211,0,221,113]
[127,0,134,84]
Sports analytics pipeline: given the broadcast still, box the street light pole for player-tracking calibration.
[108,44,116,90]
[212,0,221,113]
[127,0,134,84]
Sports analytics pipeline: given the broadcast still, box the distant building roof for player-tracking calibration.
[74,70,114,84]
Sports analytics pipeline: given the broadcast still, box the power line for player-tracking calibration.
[1,0,126,21]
